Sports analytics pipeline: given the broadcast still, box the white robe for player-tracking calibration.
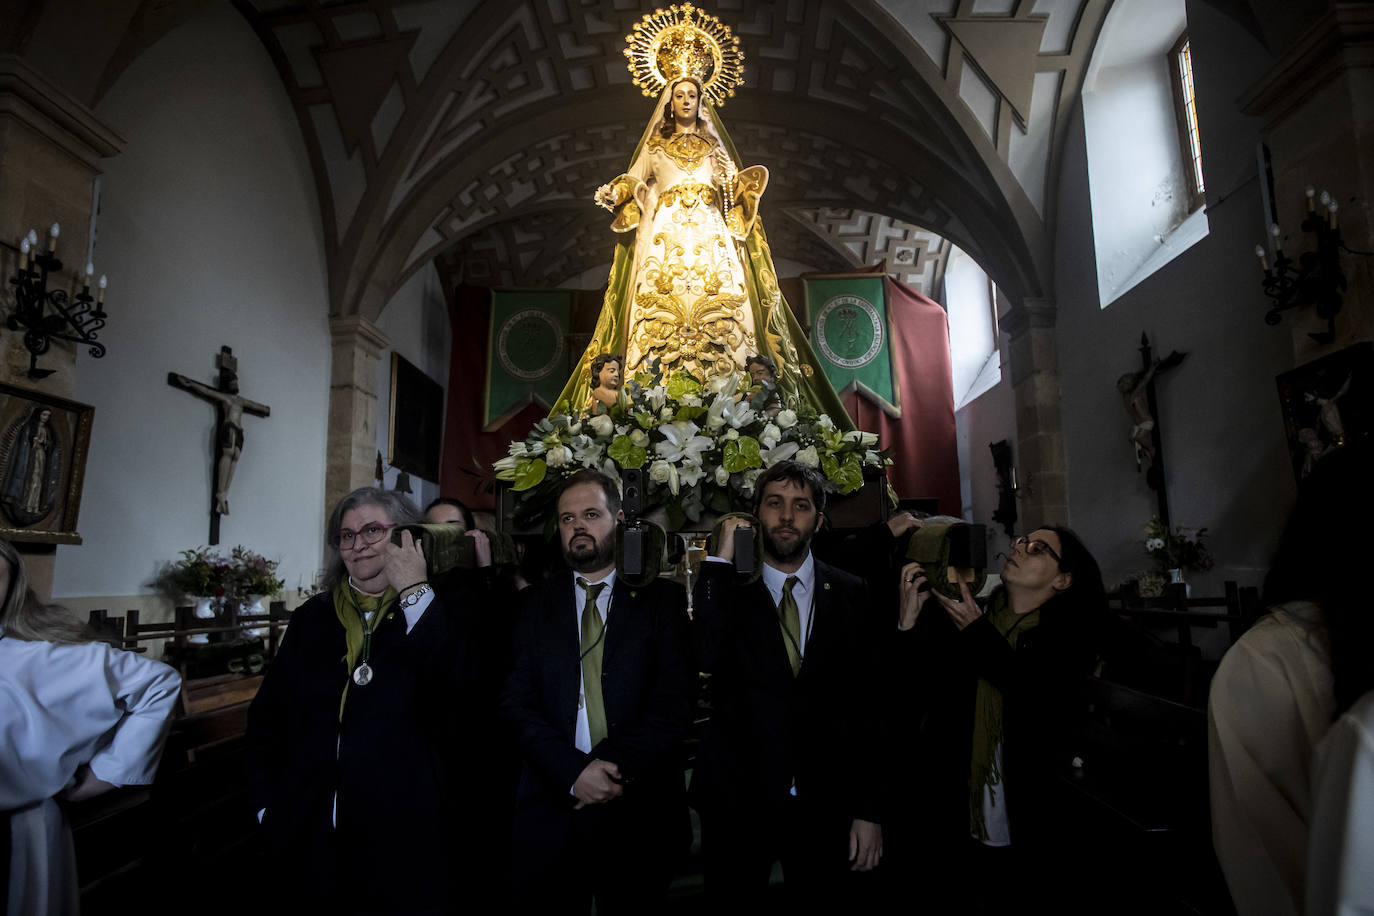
[1307,689,1374,916]
[1207,602,1334,916]
[1,634,181,914]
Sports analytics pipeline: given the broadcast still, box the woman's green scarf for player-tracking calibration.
[969,588,1041,840]
[332,581,396,719]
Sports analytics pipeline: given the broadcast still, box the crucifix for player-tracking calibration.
[1117,333,1185,529]
[169,346,271,544]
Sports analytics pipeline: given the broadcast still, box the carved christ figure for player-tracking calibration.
[169,348,270,516]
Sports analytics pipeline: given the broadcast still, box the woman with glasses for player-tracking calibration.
[245,487,476,913]
[887,525,1107,912]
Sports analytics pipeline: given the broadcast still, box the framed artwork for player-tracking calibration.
[0,383,95,544]
[388,353,444,483]
[1275,341,1371,481]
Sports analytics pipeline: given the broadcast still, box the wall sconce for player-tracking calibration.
[1257,186,1346,344]
[7,224,110,379]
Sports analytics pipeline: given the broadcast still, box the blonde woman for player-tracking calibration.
[0,539,181,914]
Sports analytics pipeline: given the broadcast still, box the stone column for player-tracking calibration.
[326,315,389,512]
[1240,5,1374,363]
[0,56,124,597]
[1001,297,1069,528]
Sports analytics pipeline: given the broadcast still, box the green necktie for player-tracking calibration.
[579,578,609,747]
[778,575,802,677]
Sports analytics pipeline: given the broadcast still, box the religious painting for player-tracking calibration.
[388,353,444,484]
[0,383,94,545]
[1275,341,1372,481]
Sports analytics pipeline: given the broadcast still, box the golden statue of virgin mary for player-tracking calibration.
[552,5,849,424]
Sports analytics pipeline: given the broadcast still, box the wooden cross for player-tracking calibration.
[168,346,271,544]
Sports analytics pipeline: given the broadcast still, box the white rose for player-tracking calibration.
[546,445,572,468]
[660,406,674,421]
[796,445,820,467]
[649,460,672,484]
[723,428,739,441]
[818,415,835,431]
[714,465,730,486]
[761,424,781,449]
[680,393,702,407]
[630,429,650,447]
[588,414,615,438]
[775,409,797,429]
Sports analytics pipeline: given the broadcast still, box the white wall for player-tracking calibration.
[1082,0,1201,306]
[375,263,452,510]
[54,5,332,602]
[1054,0,1291,597]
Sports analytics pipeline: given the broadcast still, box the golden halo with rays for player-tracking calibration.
[623,4,744,107]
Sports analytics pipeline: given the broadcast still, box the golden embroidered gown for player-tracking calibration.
[553,92,849,424]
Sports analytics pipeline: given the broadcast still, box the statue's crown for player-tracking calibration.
[624,5,744,107]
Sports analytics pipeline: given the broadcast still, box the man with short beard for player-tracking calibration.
[691,460,884,909]
[500,469,693,914]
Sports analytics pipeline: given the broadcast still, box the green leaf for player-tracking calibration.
[607,435,648,469]
[665,501,688,532]
[673,404,707,422]
[634,410,657,429]
[512,458,547,491]
[722,436,763,473]
[666,371,702,400]
[831,454,865,494]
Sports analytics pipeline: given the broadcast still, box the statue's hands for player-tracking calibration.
[594,184,617,210]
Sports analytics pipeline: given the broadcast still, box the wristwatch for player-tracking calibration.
[399,584,431,609]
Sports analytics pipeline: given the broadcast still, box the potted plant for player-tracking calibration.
[1142,516,1214,594]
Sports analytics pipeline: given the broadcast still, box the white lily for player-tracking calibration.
[655,420,712,464]
[762,441,800,466]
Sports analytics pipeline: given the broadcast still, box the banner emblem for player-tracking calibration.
[815,295,884,369]
[497,309,564,381]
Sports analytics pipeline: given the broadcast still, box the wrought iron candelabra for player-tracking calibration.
[1256,187,1346,344]
[6,224,109,379]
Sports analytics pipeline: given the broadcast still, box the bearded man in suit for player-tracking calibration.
[691,460,885,909]
[501,469,693,914]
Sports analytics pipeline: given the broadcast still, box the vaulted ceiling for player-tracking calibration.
[10,0,1303,314]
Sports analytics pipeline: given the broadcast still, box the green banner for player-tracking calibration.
[804,274,899,416]
[484,290,572,430]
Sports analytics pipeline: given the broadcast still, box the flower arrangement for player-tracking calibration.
[1142,516,1214,575]
[160,545,284,599]
[495,365,888,529]
[228,546,285,597]
[162,547,234,598]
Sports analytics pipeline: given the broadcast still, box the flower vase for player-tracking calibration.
[188,595,220,644]
[240,595,266,638]
[1168,568,1191,598]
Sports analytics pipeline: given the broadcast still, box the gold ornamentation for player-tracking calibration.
[624,5,744,107]
[648,132,717,170]
[658,181,718,211]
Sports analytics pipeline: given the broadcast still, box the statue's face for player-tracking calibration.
[597,360,622,390]
[749,362,774,386]
[672,81,699,123]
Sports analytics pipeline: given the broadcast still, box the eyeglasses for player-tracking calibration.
[1012,535,1062,563]
[333,522,396,550]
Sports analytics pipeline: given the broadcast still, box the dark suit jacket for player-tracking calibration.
[245,583,477,912]
[690,557,884,830]
[500,572,694,861]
